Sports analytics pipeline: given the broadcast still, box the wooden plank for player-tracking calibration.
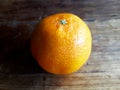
[0,0,120,21]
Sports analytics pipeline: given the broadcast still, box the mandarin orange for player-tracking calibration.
[31,13,92,74]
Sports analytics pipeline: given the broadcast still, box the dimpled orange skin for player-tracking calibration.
[31,13,92,74]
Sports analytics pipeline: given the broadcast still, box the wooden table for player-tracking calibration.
[0,0,120,90]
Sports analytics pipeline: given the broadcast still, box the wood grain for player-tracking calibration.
[0,0,120,90]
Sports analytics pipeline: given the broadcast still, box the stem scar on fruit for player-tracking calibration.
[60,19,67,25]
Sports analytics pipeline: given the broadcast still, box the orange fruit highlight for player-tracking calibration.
[31,13,92,74]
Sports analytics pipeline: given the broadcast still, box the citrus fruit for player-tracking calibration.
[31,13,92,74]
